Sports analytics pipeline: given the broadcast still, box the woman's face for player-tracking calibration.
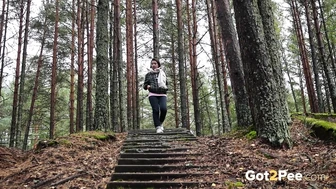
[151,60,159,69]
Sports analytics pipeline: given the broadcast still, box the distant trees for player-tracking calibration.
[215,0,252,128]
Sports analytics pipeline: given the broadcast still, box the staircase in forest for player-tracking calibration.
[106,128,218,189]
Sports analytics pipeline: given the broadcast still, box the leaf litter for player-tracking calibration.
[0,120,335,189]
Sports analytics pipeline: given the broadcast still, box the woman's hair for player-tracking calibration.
[151,58,161,67]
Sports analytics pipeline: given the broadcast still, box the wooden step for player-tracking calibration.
[122,145,171,149]
[111,172,210,181]
[123,139,161,143]
[128,128,189,134]
[117,158,196,165]
[128,133,194,137]
[114,164,216,172]
[106,181,217,189]
[123,142,164,146]
[119,152,200,158]
[122,147,195,153]
[126,136,197,140]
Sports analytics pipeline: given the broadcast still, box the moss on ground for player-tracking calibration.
[73,131,116,141]
[295,116,336,142]
[245,131,257,140]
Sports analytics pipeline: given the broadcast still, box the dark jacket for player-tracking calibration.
[143,70,168,94]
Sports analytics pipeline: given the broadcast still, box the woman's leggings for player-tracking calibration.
[149,96,167,127]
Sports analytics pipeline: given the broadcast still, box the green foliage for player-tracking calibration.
[245,131,257,140]
[225,181,244,188]
[0,88,14,145]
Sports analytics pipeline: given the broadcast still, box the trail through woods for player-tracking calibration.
[0,120,335,188]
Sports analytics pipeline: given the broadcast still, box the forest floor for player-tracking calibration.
[0,119,335,189]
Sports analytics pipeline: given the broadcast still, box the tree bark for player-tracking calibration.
[23,15,47,151]
[0,0,7,97]
[175,0,188,129]
[86,0,95,130]
[257,0,291,123]
[311,0,336,112]
[69,0,76,134]
[317,0,336,80]
[126,0,134,130]
[215,0,252,128]
[50,0,59,139]
[112,0,121,132]
[133,0,139,130]
[290,0,318,113]
[76,0,84,132]
[10,0,24,147]
[17,0,32,148]
[94,0,110,130]
[186,0,202,135]
[303,0,324,112]
[233,0,291,147]
[209,0,230,133]
[152,0,159,58]
[297,57,307,114]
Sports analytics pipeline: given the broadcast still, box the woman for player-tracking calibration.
[143,58,168,133]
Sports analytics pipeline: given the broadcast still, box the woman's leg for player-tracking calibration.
[149,96,161,127]
[158,96,167,124]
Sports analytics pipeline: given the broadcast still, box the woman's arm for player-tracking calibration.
[143,73,150,90]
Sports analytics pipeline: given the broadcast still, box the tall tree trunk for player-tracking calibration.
[297,57,307,114]
[311,0,336,112]
[186,0,193,129]
[317,0,336,78]
[303,0,324,112]
[210,0,230,133]
[117,10,125,132]
[94,0,110,130]
[9,0,24,147]
[112,0,121,132]
[76,0,84,132]
[257,0,290,123]
[133,0,140,130]
[69,0,76,134]
[126,0,134,130]
[281,43,299,112]
[152,0,159,58]
[290,0,318,113]
[50,0,59,139]
[17,0,31,148]
[192,0,202,134]
[206,0,221,134]
[109,3,113,130]
[23,16,47,151]
[175,0,188,129]
[322,71,331,113]
[171,30,180,128]
[216,0,252,128]
[233,0,291,147]
[86,0,94,131]
[219,35,231,125]
[186,0,201,135]
[0,0,7,97]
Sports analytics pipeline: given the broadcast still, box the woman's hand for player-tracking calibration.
[147,85,151,90]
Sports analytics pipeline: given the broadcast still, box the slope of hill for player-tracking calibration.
[0,121,335,189]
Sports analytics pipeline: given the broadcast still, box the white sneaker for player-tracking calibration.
[160,125,164,131]
[156,126,163,133]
